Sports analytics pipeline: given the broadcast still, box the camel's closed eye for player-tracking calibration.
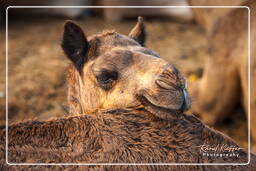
[96,69,118,90]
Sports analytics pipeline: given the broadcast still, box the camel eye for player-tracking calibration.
[96,70,118,90]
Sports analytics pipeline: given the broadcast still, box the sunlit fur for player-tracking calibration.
[66,26,190,119]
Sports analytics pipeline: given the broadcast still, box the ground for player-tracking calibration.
[0,15,248,149]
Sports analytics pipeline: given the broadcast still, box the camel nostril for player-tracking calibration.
[163,64,179,75]
[157,65,181,87]
[155,79,176,90]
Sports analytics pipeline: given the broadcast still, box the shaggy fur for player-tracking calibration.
[1,109,255,170]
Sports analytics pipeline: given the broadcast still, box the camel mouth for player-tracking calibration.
[135,93,184,120]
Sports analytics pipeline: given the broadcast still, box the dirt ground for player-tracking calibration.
[0,15,248,149]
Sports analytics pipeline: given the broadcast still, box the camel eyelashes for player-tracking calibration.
[96,70,118,90]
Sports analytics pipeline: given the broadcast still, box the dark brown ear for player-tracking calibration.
[61,21,89,71]
[128,16,146,46]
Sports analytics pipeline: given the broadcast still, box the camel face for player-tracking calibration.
[62,17,191,119]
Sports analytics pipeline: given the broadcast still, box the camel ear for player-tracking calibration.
[128,16,146,46]
[62,21,89,70]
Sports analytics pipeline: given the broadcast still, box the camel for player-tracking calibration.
[188,0,256,143]
[1,108,255,170]
[1,17,255,170]
[64,17,191,120]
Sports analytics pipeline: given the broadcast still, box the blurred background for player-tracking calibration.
[0,0,250,150]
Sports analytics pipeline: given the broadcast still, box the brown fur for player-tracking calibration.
[189,0,256,142]
[1,17,255,170]
[1,109,256,170]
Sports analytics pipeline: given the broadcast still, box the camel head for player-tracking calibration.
[61,17,191,119]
